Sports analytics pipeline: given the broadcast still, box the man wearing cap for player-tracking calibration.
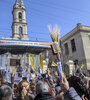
[34,80,55,100]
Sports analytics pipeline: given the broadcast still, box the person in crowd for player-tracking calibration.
[0,85,13,100]
[60,77,83,100]
[0,77,7,85]
[67,75,90,100]
[34,80,55,100]
[55,77,82,100]
[47,69,56,94]
[55,78,64,100]
[47,69,55,87]
[89,80,90,90]
[55,77,62,95]
[14,80,34,100]
[30,80,36,96]
[83,76,90,89]
[13,83,18,99]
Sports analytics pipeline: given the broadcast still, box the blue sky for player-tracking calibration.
[0,0,90,42]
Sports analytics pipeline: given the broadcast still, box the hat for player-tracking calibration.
[36,81,49,93]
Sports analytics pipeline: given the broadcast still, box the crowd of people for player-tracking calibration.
[0,69,90,100]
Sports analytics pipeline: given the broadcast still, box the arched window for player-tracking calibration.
[18,12,22,19]
[19,27,23,34]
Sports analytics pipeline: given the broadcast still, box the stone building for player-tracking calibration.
[61,23,90,75]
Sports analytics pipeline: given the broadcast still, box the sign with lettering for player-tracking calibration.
[0,39,51,48]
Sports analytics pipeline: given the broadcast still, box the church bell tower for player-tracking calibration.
[12,0,29,40]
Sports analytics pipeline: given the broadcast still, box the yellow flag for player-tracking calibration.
[9,67,12,74]
[29,54,36,71]
[40,55,44,71]
[28,67,30,73]
[62,72,66,78]
[81,63,84,68]
[14,66,17,75]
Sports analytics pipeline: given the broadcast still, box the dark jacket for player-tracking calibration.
[34,92,55,100]
[64,87,82,100]
[13,94,34,100]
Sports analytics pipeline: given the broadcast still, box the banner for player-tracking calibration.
[22,71,28,77]
[29,54,36,71]
[40,55,44,71]
[81,63,84,68]
[5,72,11,83]
[57,62,63,79]
[34,55,40,72]
[9,67,13,74]
[76,64,81,72]
[0,55,7,70]
[0,39,51,48]
[14,66,17,76]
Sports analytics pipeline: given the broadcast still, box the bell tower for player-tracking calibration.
[12,0,29,40]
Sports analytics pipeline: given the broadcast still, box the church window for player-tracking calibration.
[64,43,69,55]
[19,5,21,7]
[71,39,76,52]
[10,59,20,66]
[18,12,22,19]
[19,27,23,34]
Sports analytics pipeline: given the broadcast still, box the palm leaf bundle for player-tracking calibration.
[48,25,61,54]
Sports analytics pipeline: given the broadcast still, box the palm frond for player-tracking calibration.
[48,24,60,42]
